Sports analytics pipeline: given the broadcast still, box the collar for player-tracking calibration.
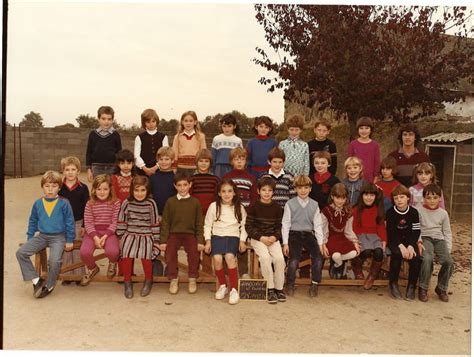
[43,196,59,201]
[256,135,269,140]
[181,130,196,140]
[398,147,420,156]
[268,168,285,178]
[297,196,310,204]
[96,127,115,135]
[288,136,300,142]
[394,205,410,215]
[315,172,331,184]
[177,194,191,200]
[120,171,132,177]
[423,204,439,210]
[146,128,158,135]
[63,178,81,191]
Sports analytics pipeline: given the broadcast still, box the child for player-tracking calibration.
[134,108,169,177]
[159,173,204,294]
[211,113,243,178]
[204,179,248,305]
[386,185,421,300]
[58,156,90,283]
[246,115,278,179]
[409,162,445,210]
[308,119,338,176]
[172,110,207,176]
[261,147,296,208]
[86,105,122,182]
[351,182,387,290]
[321,183,360,279]
[16,171,75,298]
[245,177,286,304]
[347,117,380,183]
[111,149,135,203]
[282,175,324,297]
[79,174,121,286]
[342,156,368,206]
[116,176,160,298]
[417,184,453,303]
[150,147,177,216]
[376,156,401,212]
[278,114,310,177]
[310,151,340,209]
[223,147,258,208]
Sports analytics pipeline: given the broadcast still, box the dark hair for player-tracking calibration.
[314,119,332,130]
[257,176,276,191]
[97,105,115,119]
[268,147,285,161]
[286,114,304,130]
[398,123,421,147]
[215,179,243,223]
[174,172,192,184]
[356,182,385,225]
[328,183,352,215]
[391,184,411,200]
[116,149,134,163]
[380,156,398,176]
[128,175,151,201]
[423,183,442,197]
[220,114,240,135]
[253,116,274,135]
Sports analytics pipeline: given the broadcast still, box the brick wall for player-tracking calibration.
[452,140,473,222]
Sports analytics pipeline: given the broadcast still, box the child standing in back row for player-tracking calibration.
[211,113,243,178]
[375,156,400,212]
[279,114,310,177]
[246,116,278,179]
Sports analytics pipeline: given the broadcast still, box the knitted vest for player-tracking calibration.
[139,131,166,168]
[287,198,319,232]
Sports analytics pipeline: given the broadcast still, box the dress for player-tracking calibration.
[116,198,160,260]
[322,205,357,255]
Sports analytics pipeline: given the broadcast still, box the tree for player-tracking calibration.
[254,5,473,138]
[76,114,99,129]
[54,123,76,129]
[158,118,179,132]
[19,111,44,128]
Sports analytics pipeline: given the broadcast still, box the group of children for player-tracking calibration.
[16,106,454,306]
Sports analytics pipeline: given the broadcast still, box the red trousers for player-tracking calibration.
[165,233,199,280]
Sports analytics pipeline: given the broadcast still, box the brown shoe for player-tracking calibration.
[364,260,382,290]
[351,257,365,280]
[435,286,449,302]
[418,287,428,302]
[80,266,99,286]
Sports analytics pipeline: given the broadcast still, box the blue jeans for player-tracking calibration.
[419,237,453,291]
[287,231,323,285]
[16,233,65,289]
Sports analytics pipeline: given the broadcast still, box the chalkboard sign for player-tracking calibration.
[238,279,267,301]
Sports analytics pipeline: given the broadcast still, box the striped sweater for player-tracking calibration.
[84,199,121,238]
[116,198,160,240]
[261,170,295,208]
[245,200,283,242]
[190,173,220,214]
[223,169,258,208]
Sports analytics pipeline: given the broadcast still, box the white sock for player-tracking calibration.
[342,250,357,261]
[32,277,40,285]
[332,253,343,267]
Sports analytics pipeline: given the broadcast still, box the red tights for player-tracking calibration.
[121,257,152,281]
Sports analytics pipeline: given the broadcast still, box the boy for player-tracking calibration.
[86,105,122,182]
[150,147,177,216]
[308,119,337,176]
[159,173,204,294]
[376,156,401,212]
[386,185,421,300]
[58,156,90,283]
[261,147,295,208]
[245,177,286,304]
[417,184,453,303]
[111,149,135,203]
[282,175,324,297]
[310,151,340,209]
[278,114,310,177]
[16,171,75,298]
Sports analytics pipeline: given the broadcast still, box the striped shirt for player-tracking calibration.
[116,198,160,240]
[261,170,295,208]
[84,199,121,237]
[190,173,220,214]
[245,200,283,242]
[223,169,258,207]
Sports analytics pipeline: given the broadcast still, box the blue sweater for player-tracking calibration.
[150,170,177,215]
[246,136,278,171]
[27,197,76,243]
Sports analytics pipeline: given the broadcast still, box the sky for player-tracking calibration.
[6,1,286,127]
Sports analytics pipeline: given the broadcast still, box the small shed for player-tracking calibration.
[422,132,473,222]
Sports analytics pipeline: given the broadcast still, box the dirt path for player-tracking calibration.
[3,175,471,353]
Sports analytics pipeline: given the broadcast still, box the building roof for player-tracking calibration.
[422,132,474,143]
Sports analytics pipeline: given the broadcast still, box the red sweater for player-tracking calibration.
[376,179,400,199]
[352,205,387,242]
[223,169,258,208]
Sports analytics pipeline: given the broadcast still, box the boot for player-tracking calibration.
[351,257,365,280]
[389,281,402,299]
[329,259,336,279]
[405,284,416,301]
[364,260,383,290]
[140,280,153,297]
[124,281,133,299]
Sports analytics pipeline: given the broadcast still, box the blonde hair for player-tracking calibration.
[344,156,364,179]
[195,148,212,165]
[156,146,175,160]
[178,110,203,138]
[90,174,115,204]
[413,162,437,185]
[41,171,62,188]
[312,151,332,165]
[60,156,81,172]
[229,147,247,162]
[293,175,312,187]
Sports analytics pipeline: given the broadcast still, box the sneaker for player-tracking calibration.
[228,288,239,305]
[36,286,52,299]
[215,284,228,300]
[107,262,117,279]
[240,273,251,279]
[169,278,179,294]
[435,286,449,302]
[188,278,197,294]
[267,289,278,304]
[276,289,287,302]
[286,285,295,297]
[80,266,100,286]
[308,283,319,297]
[33,278,46,297]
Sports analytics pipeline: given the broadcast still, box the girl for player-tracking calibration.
[172,110,207,176]
[246,116,278,179]
[116,176,160,298]
[211,114,243,177]
[342,156,368,206]
[376,156,401,212]
[79,174,121,286]
[351,182,387,290]
[409,162,445,210]
[204,179,247,305]
[347,117,380,183]
[321,183,360,279]
[134,108,169,177]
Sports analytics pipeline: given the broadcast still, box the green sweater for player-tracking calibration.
[160,196,204,244]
